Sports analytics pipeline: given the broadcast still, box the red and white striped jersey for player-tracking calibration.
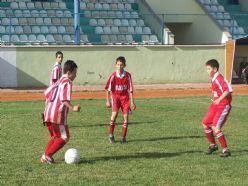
[105,70,133,96]
[211,72,232,104]
[44,74,72,125]
[50,62,62,85]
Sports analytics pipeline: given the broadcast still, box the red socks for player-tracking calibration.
[109,120,115,137]
[204,128,228,151]
[109,120,128,139]
[122,122,128,139]
[204,128,216,146]
[45,138,66,157]
[216,131,228,151]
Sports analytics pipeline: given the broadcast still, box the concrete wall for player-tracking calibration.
[145,0,224,44]
[0,45,225,88]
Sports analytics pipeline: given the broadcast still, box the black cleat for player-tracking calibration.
[109,136,115,144]
[206,145,218,155]
[120,138,127,144]
[220,150,231,157]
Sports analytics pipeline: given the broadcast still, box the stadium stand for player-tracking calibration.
[0,0,160,45]
[198,0,247,39]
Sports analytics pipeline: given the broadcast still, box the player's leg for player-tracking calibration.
[121,114,128,144]
[108,96,120,143]
[109,112,118,143]
[41,122,56,164]
[44,122,56,154]
[212,104,232,157]
[120,97,130,144]
[45,123,70,159]
[202,104,218,154]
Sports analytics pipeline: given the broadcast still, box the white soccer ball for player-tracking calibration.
[64,148,80,164]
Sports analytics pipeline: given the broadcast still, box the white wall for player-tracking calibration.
[0,48,17,87]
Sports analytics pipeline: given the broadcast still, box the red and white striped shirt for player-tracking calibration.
[105,70,133,96]
[50,62,62,85]
[44,74,72,125]
[211,72,232,104]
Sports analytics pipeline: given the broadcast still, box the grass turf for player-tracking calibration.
[1,96,248,186]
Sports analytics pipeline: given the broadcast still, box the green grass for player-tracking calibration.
[1,96,248,186]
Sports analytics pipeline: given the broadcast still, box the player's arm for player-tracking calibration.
[129,91,136,110]
[105,90,111,108]
[214,91,230,103]
[63,101,80,112]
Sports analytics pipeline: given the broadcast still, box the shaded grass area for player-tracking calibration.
[1,96,248,186]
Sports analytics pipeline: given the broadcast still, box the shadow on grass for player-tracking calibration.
[231,149,248,156]
[70,121,158,128]
[79,150,202,164]
[129,135,203,142]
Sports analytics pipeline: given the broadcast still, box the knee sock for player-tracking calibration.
[109,120,115,137]
[122,122,128,139]
[45,138,66,157]
[45,138,55,155]
[204,128,216,147]
[216,131,228,151]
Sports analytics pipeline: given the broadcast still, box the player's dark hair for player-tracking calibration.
[56,51,63,58]
[116,56,126,66]
[206,59,219,71]
[63,60,77,74]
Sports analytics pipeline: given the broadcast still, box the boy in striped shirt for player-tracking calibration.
[40,60,80,164]
[202,59,232,157]
[50,51,63,85]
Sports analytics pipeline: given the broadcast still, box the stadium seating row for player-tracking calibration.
[0,17,74,26]
[83,10,139,18]
[0,34,159,44]
[100,34,158,43]
[0,34,89,44]
[79,0,136,3]
[0,9,72,18]
[89,18,145,27]
[80,2,133,10]
[9,1,67,10]
[94,26,152,35]
[0,25,78,34]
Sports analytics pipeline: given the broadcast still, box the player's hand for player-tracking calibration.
[106,101,111,108]
[213,99,220,105]
[131,102,136,110]
[73,105,81,112]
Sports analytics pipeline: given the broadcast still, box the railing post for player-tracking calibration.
[74,0,80,45]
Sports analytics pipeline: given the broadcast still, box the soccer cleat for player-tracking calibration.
[220,150,231,157]
[40,154,54,164]
[120,138,127,144]
[206,145,218,155]
[109,136,115,144]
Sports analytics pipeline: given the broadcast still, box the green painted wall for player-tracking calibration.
[145,0,224,44]
[15,46,225,87]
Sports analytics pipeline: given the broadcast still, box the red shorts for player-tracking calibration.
[46,122,70,141]
[111,94,130,114]
[202,104,232,129]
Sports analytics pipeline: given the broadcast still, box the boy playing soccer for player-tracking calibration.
[202,59,232,157]
[105,56,136,144]
[50,51,63,85]
[40,60,80,164]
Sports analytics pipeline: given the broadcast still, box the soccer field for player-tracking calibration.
[1,96,248,186]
